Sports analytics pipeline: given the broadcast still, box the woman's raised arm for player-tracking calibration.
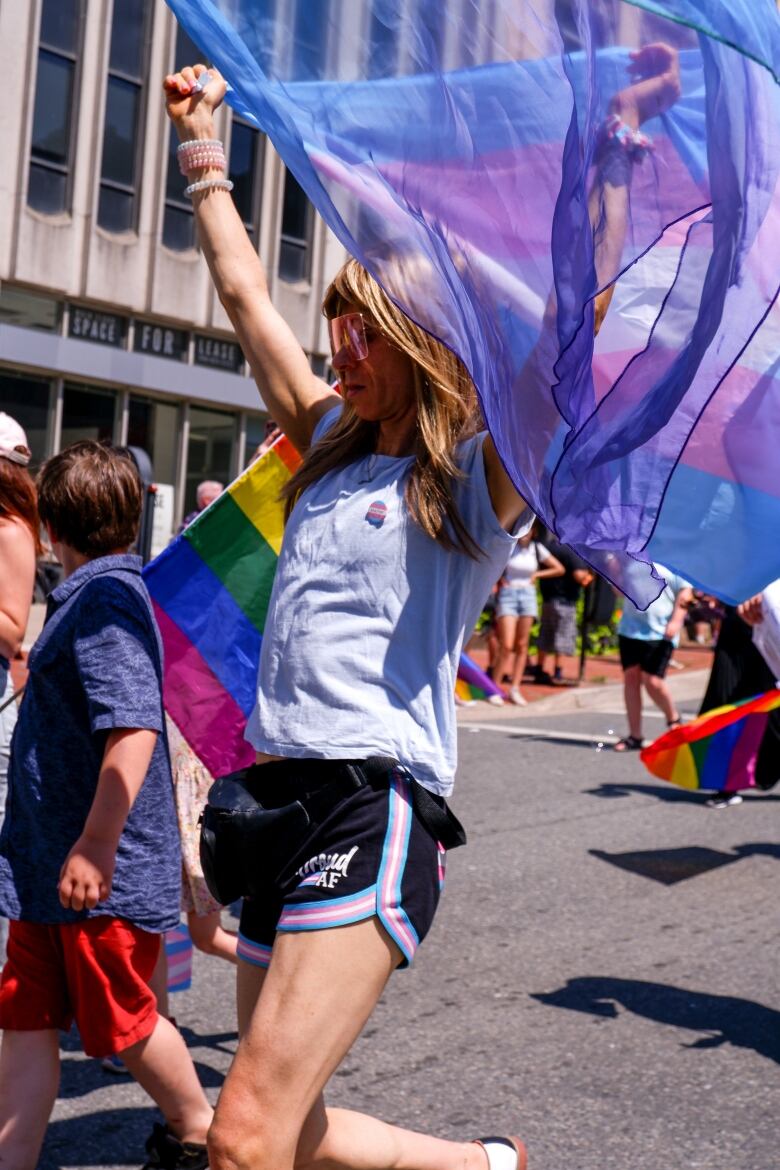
[163,65,340,452]
[484,43,681,531]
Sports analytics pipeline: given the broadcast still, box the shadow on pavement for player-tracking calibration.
[584,781,708,803]
[589,842,780,884]
[584,781,780,805]
[178,1024,238,1055]
[57,1052,225,1100]
[40,1106,159,1167]
[531,976,780,1064]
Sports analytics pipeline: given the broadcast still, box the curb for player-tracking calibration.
[456,668,710,721]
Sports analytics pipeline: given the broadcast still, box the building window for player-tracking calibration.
[0,287,61,332]
[230,117,264,238]
[279,169,314,282]
[185,407,236,514]
[293,0,329,79]
[0,371,53,466]
[162,23,206,251]
[244,413,272,467]
[28,0,84,215]
[127,396,180,485]
[97,0,152,233]
[61,384,118,449]
[368,5,399,78]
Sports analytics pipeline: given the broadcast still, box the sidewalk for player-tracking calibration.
[458,637,713,721]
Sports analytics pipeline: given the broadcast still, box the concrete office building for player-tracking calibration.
[0,0,346,550]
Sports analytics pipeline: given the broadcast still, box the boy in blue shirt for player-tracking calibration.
[0,441,212,1169]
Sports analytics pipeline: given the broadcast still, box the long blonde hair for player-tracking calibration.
[282,259,483,558]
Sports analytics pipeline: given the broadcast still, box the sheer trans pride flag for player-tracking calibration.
[167,0,780,607]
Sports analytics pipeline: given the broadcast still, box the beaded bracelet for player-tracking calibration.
[177,138,227,176]
[184,177,234,198]
[178,149,226,176]
[603,113,653,161]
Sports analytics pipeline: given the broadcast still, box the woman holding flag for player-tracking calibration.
[163,43,679,1170]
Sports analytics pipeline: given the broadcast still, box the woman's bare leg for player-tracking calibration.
[494,615,518,688]
[510,616,535,689]
[209,920,494,1170]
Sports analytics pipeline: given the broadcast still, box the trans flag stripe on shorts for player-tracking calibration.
[376,774,419,965]
[277,887,377,931]
[236,934,274,968]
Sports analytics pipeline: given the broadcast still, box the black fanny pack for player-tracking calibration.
[199,756,466,906]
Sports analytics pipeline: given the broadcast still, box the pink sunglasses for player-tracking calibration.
[328,312,369,369]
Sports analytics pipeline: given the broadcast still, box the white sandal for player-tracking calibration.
[473,1135,527,1170]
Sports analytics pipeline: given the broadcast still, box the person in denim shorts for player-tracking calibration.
[493,531,563,705]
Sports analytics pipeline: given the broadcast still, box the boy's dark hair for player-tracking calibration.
[37,441,142,557]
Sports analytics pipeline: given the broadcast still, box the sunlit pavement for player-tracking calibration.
[35,670,778,1170]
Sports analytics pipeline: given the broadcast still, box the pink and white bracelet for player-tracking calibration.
[603,113,653,161]
[184,177,234,198]
[177,138,227,176]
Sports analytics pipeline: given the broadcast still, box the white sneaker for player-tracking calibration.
[473,1136,527,1170]
[508,687,527,706]
[487,692,505,707]
[705,792,743,809]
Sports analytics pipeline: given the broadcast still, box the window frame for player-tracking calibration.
[161,21,209,252]
[278,167,315,284]
[229,114,266,240]
[97,0,154,234]
[27,0,86,216]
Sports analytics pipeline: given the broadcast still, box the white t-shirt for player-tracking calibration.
[502,541,549,588]
[246,409,533,795]
[617,564,690,644]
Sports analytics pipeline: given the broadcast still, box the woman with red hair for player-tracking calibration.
[0,414,39,962]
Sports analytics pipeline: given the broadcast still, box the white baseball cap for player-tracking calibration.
[0,413,32,466]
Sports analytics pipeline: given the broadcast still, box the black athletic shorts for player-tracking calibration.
[237,770,446,970]
[618,635,674,678]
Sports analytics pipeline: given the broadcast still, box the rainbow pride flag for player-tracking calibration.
[143,435,301,778]
[456,652,504,705]
[640,689,780,793]
[145,435,497,776]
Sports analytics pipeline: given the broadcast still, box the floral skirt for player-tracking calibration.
[166,716,222,917]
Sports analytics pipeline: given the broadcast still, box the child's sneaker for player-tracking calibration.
[487,692,505,706]
[141,1122,209,1169]
[101,1053,129,1075]
[508,687,527,706]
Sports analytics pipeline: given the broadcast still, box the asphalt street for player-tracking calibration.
[37,698,779,1170]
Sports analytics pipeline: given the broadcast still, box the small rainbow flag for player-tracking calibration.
[455,651,504,704]
[144,434,301,779]
[640,689,780,793]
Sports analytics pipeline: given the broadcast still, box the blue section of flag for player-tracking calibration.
[145,539,261,716]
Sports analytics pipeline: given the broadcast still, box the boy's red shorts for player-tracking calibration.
[0,917,160,1057]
